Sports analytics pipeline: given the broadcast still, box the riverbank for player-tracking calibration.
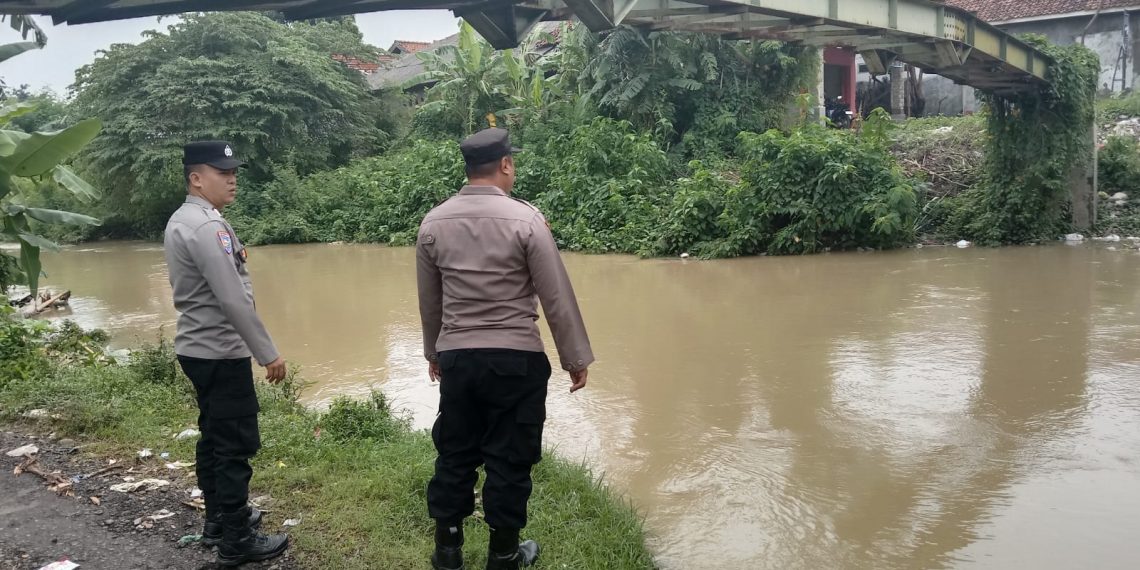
[0,314,656,569]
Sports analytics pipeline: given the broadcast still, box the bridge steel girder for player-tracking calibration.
[584,0,1052,93]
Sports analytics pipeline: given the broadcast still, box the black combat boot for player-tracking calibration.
[431,522,465,570]
[216,510,289,567]
[203,504,263,547]
[486,528,539,570]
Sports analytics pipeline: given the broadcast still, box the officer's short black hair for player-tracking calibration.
[184,164,205,188]
[465,158,505,180]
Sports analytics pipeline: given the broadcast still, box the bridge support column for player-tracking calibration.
[816,49,826,123]
[890,62,906,121]
[1069,121,1098,231]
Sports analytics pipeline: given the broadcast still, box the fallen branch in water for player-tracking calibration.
[22,290,72,317]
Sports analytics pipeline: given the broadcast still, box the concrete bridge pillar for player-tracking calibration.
[890,62,907,121]
[1069,122,1098,231]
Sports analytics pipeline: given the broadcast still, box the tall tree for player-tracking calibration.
[69,12,388,236]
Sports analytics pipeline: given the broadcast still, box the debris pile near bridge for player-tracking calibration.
[891,115,985,198]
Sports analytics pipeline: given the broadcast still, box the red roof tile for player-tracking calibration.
[947,0,1140,22]
[332,54,381,74]
[389,40,432,54]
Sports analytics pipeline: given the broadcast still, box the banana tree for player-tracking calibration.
[0,14,47,62]
[1,14,102,298]
[0,102,102,297]
[408,21,565,133]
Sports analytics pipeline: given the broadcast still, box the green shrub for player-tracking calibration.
[0,253,23,291]
[231,140,465,246]
[1098,91,1140,123]
[0,304,49,388]
[647,160,733,257]
[1099,136,1140,196]
[972,38,1098,244]
[526,117,674,253]
[127,335,184,386]
[711,116,917,256]
[321,390,409,443]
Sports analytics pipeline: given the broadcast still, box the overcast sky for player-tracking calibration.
[0,10,459,96]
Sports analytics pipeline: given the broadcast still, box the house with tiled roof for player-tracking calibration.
[946,0,1139,92]
[332,54,383,75]
[367,22,567,94]
[389,40,432,55]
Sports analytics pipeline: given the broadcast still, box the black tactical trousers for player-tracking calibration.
[428,349,551,530]
[177,356,262,513]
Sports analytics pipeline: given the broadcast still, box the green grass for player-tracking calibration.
[1098,91,1140,123]
[0,328,656,569]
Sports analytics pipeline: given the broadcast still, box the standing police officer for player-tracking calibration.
[164,141,289,567]
[416,128,594,570]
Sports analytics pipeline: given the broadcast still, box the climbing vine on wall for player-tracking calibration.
[967,35,1099,244]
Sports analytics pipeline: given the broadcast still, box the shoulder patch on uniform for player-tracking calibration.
[217,231,233,254]
[421,234,435,245]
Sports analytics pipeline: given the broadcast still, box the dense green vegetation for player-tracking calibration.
[0,12,1112,267]
[0,306,655,569]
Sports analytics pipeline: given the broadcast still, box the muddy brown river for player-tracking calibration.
[23,241,1140,569]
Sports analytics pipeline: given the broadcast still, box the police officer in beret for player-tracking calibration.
[164,141,289,566]
[417,128,594,570]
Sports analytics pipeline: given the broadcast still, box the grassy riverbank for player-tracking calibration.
[0,312,655,569]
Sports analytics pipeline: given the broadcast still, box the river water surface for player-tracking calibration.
[27,241,1140,569]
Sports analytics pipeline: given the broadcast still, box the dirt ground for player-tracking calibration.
[0,429,300,570]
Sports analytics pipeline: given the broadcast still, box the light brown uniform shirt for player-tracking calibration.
[416,185,594,372]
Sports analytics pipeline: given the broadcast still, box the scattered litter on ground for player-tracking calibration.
[36,561,79,570]
[181,498,206,511]
[110,478,170,493]
[283,517,302,527]
[6,444,39,457]
[190,488,203,499]
[137,449,153,459]
[89,496,101,506]
[159,452,170,459]
[1064,233,1085,242]
[174,429,200,440]
[956,240,971,248]
[132,509,176,528]
[165,461,194,470]
[178,534,202,546]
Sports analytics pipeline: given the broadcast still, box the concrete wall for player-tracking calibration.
[1002,11,1139,93]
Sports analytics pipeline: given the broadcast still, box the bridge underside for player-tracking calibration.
[549,0,1053,97]
[3,0,1051,95]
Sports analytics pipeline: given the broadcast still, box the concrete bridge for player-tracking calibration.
[1,0,1054,95]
